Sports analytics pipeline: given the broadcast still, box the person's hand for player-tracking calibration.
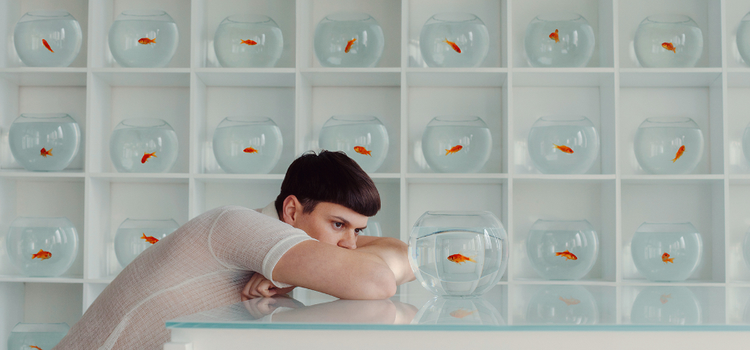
[241,273,295,301]
[242,295,304,319]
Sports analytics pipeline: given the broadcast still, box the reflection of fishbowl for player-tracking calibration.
[419,13,489,68]
[526,219,598,280]
[630,286,701,324]
[741,122,750,163]
[108,10,179,68]
[214,14,283,68]
[6,217,78,277]
[8,323,69,350]
[318,115,389,173]
[634,117,704,174]
[212,117,283,174]
[634,14,703,68]
[413,296,504,325]
[8,113,81,172]
[408,211,508,298]
[525,285,599,324]
[422,116,492,173]
[314,12,384,67]
[13,11,82,67]
[738,12,750,65]
[524,13,595,67]
[527,116,599,174]
[115,219,179,268]
[630,222,703,282]
[110,118,179,173]
[360,221,382,237]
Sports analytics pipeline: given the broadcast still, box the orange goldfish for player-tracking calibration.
[345,38,357,53]
[553,144,574,154]
[444,38,461,53]
[141,152,157,163]
[662,42,676,53]
[141,233,159,244]
[353,146,372,156]
[40,147,53,157]
[445,145,463,155]
[450,308,477,319]
[662,252,674,264]
[138,37,156,45]
[447,253,476,264]
[31,249,52,260]
[559,296,581,306]
[243,147,258,154]
[30,346,43,350]
[42,39,54,53]
[672,145,685,162]
[241,39,258,46]
[556,250,578,260]
[549,29,560,43]
[660,294,672,304]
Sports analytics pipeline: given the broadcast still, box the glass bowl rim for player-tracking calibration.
[642,14,697,25]
[118,218,179,228]
[11,322,70,333]
[10,216,75,226]
[221,116,277,124]
[430,115,485,123]
[22,10,74,18]
[640,116,699,127]
[223,14,276,25]
[534,12,585,22]
[15,113,76,122]
[117,118,171,128]
[116,9,172,20]
[327,115,382,123]
[429,12,482,23]
[421,210,495,217]
[323,12,375,23]
[537,115,591,123]
[634,221,701,233]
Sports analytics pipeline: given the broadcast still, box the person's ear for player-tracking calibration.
[281,195,302,225]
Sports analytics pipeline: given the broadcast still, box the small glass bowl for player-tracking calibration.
[421,116,493,173]
[108,10,179,68]
[413,296,504,325]
[630,222,703,282]
[114,218,179,268]
[8,113,81,172]
[110,118,179,173]
[360,221,382,237]
[737,11,750,65]
[408,211,508,298]
[13,10,83,67]
[214,14,284,68]
[318,115,389,173]
[527,115,599,174]
[633,117,704,174]
[6,217,79,277]
[525,285,599,324]
[419,13,490,67]
[524,12,595,67]
[526,219,599,280]
[630,286,701,324]
[8,323,69,349]
[314,12,384,67]
[634,14,703,68]
[212,117,283,174]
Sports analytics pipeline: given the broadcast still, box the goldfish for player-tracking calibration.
[243,147,258,154]
[241,39,258,46]
[445,145,463,155]
[141,152,157,163]
[449,308,477,319]
[549,29,560,43]
[138,37,156,45]
[553,144,574,154]
[141,233,159,245]
[662,42,676,53]
[353,146,372,156]
[345,38,357,53]
[42,39,54,53]
[672,145,685,163]
[662,252,674,264]
[660,294,672,304]
[31,249,52,260]
[40,147,53,157]
[444,38,461,53]
[559,296,581,306]
[447,253,476,264]
[556,250,578,260]
[30,346,43,350]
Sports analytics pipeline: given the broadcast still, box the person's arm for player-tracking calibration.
[353,235,415,286]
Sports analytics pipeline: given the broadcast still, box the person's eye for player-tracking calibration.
[333,222,343,229]
[354,228,362,234]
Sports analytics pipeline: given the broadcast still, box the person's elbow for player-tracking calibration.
[359,264,397,299]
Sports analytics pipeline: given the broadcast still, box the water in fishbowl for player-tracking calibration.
[524,285,599,324]
[213,124,283,174]
[634,17,703,68]
[115,226,177,268]
[110,126,179,173]
[527,125,599,174]
[6,225,78,277]
[213,15,284,68]
[314,13,384,67]
[524,14,595,67]
[410,228,506,297]
[319,122,389,173]
[419,13,490,68]
[631,229,703,282]
[108,16,179,67]
[526,222,598,280]
[8,119,80,171]
[630,286,701,325]
[13,11,82,67]
[8,323,69,350]
[422,126,492,173]
[633,125,703,174]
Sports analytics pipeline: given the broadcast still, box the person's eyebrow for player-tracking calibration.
[331,216,367,229]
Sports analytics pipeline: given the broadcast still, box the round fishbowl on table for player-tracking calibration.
[527,115,599,174]
[6,217,78,277]
[314,12,384,67]
[630,222,703,282]
[421,116,492,173]
[419,13,489,67]
[318,115,389,172]
[633,117,704,174]
[526,219,599,280]
[8,113,81,172]
[108,10,179,68]
[110,118,179,173]
[115,218,179,268]
[412,296,504,325]
[525,285,599,324]
[630,286,701,324]
[737,11,750,65]
[13,10,82,67]
[212,117,283,174]
[408,211,508,298]
[214,14,284,68]
[524,12,595,67]
[634,14,703,68]
[8,323,69,350]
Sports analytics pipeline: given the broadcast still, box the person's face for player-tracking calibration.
[282,197,368,249]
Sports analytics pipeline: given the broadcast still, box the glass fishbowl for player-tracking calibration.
[634,14,703,68]
[108,10,179,68]
[318,115,389,173]
[738,11,750,65]
[8,113,81,172]
[6,217,78,277]
[526,219,599,280]
[630,286,701,324]
[527,115,599,174]
[630,222,703,282]
[525,285,598,324]
[214,14,284,68]
[8,323,69,350]
[524,12,595,67]
[115,218,179,268]
[419,13,489,68]
[314,12,384,67]
[360,220,382,237]
[633,117,704,174]
[110,118,179,173]
[421,116,493,173]
[408,211,508,298]
[412,296,504,325]
[212,117,283,174]
[741,122,750,163]
[13,10,82,67]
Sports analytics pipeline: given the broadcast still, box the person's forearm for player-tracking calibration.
[356,237,416,285]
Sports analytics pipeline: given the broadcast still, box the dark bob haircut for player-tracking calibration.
[274,150,381,217]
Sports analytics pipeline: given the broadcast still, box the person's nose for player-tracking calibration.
[338,230,357,249]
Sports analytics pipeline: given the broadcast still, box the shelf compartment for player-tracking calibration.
[406,69,507,87]
[727,184,750,282]
[724,0,750,68]
[727,286,750,324]
[509,284,616,325]
[620,285,725,324]
[726,82,750,174]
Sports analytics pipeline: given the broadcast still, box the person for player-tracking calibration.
[54,150,415,350]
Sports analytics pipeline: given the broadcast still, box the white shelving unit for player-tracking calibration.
[2,0,750,345]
